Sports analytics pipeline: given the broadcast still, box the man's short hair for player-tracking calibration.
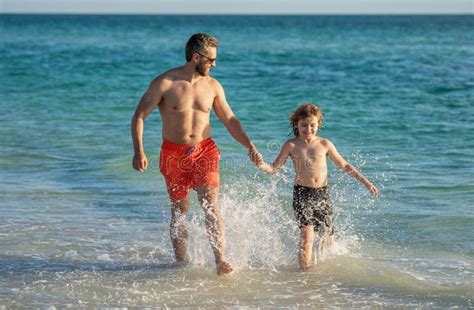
[185,33,219,62]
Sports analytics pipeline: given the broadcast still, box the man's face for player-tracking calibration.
[194,47,217,76]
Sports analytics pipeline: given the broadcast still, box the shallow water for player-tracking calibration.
[1,15,473,307]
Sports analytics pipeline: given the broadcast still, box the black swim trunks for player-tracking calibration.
[292,184,334,236]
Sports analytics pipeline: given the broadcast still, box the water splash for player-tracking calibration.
[179,156,382,271]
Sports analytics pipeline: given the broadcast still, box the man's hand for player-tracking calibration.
[248,145,263,166]
[132,153,148,172]
[367,182,378,197]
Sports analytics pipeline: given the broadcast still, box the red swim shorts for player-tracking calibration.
[159,138,220,202]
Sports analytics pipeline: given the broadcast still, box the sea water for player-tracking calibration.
[0,15,473,307]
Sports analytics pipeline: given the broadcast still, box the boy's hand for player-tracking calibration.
[367,182,378,197]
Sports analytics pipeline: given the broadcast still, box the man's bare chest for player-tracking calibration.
[162,83,215,113]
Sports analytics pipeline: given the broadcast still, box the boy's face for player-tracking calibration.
[297,116,319,139]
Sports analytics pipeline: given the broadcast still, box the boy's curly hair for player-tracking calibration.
[290,103,324,136]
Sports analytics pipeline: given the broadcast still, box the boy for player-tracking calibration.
[256,103,378,270]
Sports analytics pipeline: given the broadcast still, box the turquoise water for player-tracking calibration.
[1,15,473,307]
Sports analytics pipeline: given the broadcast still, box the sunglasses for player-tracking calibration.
[196,51,216,64]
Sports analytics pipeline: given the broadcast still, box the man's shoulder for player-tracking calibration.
[206,76,221,87]
[208,75,220,83]
[199,76,222,95]
[153,68,180,82]
[149,68,182,90]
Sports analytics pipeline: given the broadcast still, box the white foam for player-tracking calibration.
[97,254,113,262]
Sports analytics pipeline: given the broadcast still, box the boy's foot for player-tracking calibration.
[216,261,234,276]
[299,264,313,271]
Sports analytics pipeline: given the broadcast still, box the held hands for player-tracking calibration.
[247,145,276,174]
[247,145,263,167]
[132,153,148,172]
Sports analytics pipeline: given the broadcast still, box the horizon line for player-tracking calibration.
[1,12,472,16]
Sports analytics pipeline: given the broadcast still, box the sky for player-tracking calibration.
[1,0,472,14]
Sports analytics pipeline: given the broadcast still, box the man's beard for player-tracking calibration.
[195,62,209,76]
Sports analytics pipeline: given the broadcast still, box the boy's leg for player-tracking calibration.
[196,185,233,275]
[317,233,327,259]
[170,197,190,262]
[326,234,335,252]
[299,225,315,270]
[318,233,335,259]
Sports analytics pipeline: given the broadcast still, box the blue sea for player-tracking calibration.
[1,15,473,308]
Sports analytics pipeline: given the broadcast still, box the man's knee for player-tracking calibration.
[196,185,219,206]
[170,202,189,234]
[172,198,190,215]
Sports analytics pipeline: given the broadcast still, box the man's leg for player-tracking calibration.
[170,197,190,262]
[196,185,233,275]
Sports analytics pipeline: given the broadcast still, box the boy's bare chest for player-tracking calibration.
[163,82,215,113]
[293,145,326,161]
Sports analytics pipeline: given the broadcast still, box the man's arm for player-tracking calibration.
[326,140,378,197]
[131,78,165,172]
[212,80,260,163]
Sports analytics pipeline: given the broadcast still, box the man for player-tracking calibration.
[131,33,260,275]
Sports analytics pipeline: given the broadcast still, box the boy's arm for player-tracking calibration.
[326,140,378,197]
[258,141,292,174]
